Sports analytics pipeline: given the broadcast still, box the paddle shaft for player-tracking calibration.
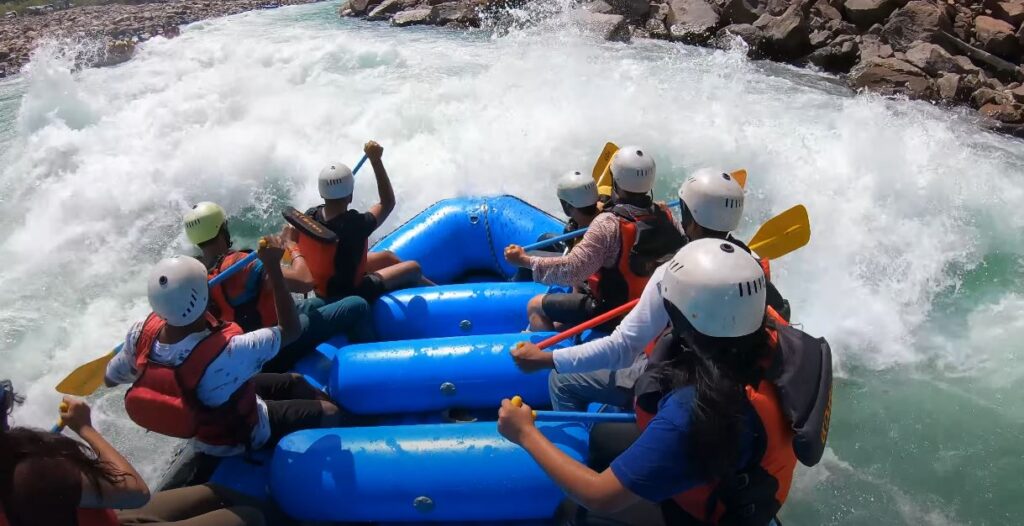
[522,227,588,252]
[536,298,639,350]
[352,154,369,175]
[533,411,636,423]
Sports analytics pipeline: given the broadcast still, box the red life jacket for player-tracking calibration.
[207,250,277,333]
[587,204,684,311]
[634,307,829,525]
[0,507,119,526]
[123,313,259,447]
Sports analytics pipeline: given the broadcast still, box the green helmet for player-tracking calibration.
[184,201,226,245]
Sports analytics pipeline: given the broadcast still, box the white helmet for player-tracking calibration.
[556,170,599,208]
[661,238,765,338]
[610,146,656,194]
[147,256,209,327]
[678,168,745,233]
[318,162,354,200]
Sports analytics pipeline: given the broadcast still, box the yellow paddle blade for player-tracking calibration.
[591,142,619,197]
[55,349,118,396]
[748,205,810,260]
[730,169,747,189]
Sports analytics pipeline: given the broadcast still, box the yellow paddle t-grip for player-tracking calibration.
[509,395,538,420]
[57,401,68,428]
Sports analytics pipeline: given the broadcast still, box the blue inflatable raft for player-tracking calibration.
[184,196,609,524]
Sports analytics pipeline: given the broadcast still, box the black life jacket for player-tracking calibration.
[586,203,685,311]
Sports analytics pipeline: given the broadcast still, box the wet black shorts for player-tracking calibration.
[353,271,386,301]
[253,373,333,445]
[541,293,598,325]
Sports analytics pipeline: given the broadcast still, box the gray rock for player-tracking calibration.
[572,10,632,42]
[714,22,766,53]
[809,29,831,47]
[974,15,1019,59]
[882,0,952,51]
[904,41,972,76]
[350,0,383,15]
[849,57,934,99]
[971,87,1013,107]
[807,35,859,71]
[757,1,813,58]
[1009,85,1024,103]
[935,72,961,101]
[666,0,720,43]
[843,0,898,28]
[720,0,761,24]
[391,7,433,26]
[585,0,616,15]
[608,0,650,20]
[814,0,843,21]
[432,1,480,26]
[979,102,1023,123]
[985,0,1024,27]
[646,17,670,38]
[366,0,416,21]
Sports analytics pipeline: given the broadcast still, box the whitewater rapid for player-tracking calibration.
[1,2,1022,523]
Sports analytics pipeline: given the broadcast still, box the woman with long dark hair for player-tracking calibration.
[1,383,273,526]
[500,239,830,525]
[0,385,149,526]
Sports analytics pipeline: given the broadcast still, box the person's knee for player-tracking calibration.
[379,250,401,266]
[528,294,545,315]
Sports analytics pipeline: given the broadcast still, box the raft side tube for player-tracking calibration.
[271,422,588,522]
[373,282,548,340]
[373,196,564,283]
[330,332,566,414]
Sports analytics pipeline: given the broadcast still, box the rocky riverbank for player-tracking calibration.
[341,0,1024,137]
[0,0,324,78]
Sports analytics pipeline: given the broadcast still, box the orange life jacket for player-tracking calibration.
[0,507,119,526]
[586,204,684,311]
[207,250,277,333]
[123,313,258,447]
[634,307,817,525]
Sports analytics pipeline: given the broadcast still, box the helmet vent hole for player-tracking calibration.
[722,173,731,181]
[635,150,643,156]
[159,276,168,287]
[720,243,735,253]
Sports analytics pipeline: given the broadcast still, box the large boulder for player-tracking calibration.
[714,23,767,54]
[807,35,859,72]
[666,0,721,43]
[814,0,843,22]
[572,10,632,42]
[842,0,899,28]
[350,0,384,15]
[985,0,1024,27]
[971,87,1014,107]
[935,72,961,101]
[881,0,952,51]
[974,16,1020,59]
[719,0,761,24]
[849,57,934,98]
[433,2,480,26]
[859,33,894,60]
[366,0,417,21]
[904,41,975,76]
[391,8,433,26]
[755,0,813,59]
[608,0,650,20]
[979,102,1024,123]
